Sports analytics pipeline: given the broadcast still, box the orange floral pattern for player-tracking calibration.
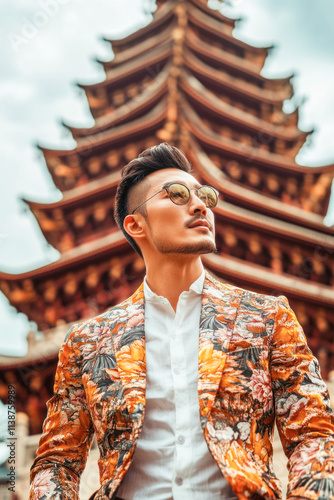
[30,272,334,500]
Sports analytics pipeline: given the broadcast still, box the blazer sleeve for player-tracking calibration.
[29,325,95,500]
[270,296,334,499]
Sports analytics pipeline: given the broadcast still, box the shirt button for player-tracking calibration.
[175,477,183,486]
[174,366,180,375]
[177,435,185,444]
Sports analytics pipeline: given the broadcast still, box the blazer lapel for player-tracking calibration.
[198,272,242,427]
[111,284,146,418]
[109,273,242,425]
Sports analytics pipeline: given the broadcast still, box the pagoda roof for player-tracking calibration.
[186,0,239,27]
[77,38,172,91]
[187,2,272,57]
[88,3,275,96]
[66,57,291,140]
[23,171,121,211]
[184,103,334,176]
[188,139,334,234]
[68,46,294,141]
[0,231,127,280]
[38,99,168,160]
[181,70,308,142]
[185,30,293,87]
[97,23,174,71]
[203,252,334,307]
[103,0,176,48]
[0,325,67,368]
[103,0,238,50]
[98,41,288,110]
[215,201,334,249]
[64,64,170,138]
[40,97,334,218]
[184,48,292,105]
[59,77,303,170]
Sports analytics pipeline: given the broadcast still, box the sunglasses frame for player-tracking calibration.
[131,182,219,214]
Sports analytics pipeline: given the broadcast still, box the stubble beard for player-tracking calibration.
[152,236,217,255]
[145,214,217,255]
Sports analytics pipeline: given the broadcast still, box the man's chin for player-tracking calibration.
[157,240,217,255]
[191,243,217,255]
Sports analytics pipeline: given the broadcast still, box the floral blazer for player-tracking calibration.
[29,272,334,500]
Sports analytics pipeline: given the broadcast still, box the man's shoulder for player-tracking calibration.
[205,271,287,309]
[64,283,144,344]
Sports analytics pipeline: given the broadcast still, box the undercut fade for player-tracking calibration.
[114,143,192,257]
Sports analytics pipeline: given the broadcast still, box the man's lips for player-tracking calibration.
[187,219,212,231]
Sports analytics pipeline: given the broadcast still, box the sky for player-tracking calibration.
[0,0,334,356]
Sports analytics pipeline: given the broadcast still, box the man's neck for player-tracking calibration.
[145,256,204,312]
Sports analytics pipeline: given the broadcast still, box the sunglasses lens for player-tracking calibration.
[198,186,218,207]
[168,184,190,205]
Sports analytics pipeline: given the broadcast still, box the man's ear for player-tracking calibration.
[123,214,146,241]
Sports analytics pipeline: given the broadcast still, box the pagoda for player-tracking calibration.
[1,0,334,440]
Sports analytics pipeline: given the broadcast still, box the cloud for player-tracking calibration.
[231,0,334,165]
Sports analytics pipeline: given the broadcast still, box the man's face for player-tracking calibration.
[134,168,216,256]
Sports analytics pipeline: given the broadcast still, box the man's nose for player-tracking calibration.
[189,191,207,215]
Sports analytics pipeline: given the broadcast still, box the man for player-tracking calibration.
[30,143,334,500]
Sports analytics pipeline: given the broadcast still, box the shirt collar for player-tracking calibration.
[144,270,205,303]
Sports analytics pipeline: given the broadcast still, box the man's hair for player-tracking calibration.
[114,142,192,257]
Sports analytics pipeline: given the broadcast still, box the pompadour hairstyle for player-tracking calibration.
[114,142,192,257]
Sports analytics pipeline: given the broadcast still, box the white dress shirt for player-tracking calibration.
[117,271,236,500]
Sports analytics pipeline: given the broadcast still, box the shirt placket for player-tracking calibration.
[170,293,192,499]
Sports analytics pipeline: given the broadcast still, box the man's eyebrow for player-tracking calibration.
[161,181,202,189]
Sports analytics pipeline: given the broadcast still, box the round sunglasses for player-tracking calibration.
[132,182,219,214]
